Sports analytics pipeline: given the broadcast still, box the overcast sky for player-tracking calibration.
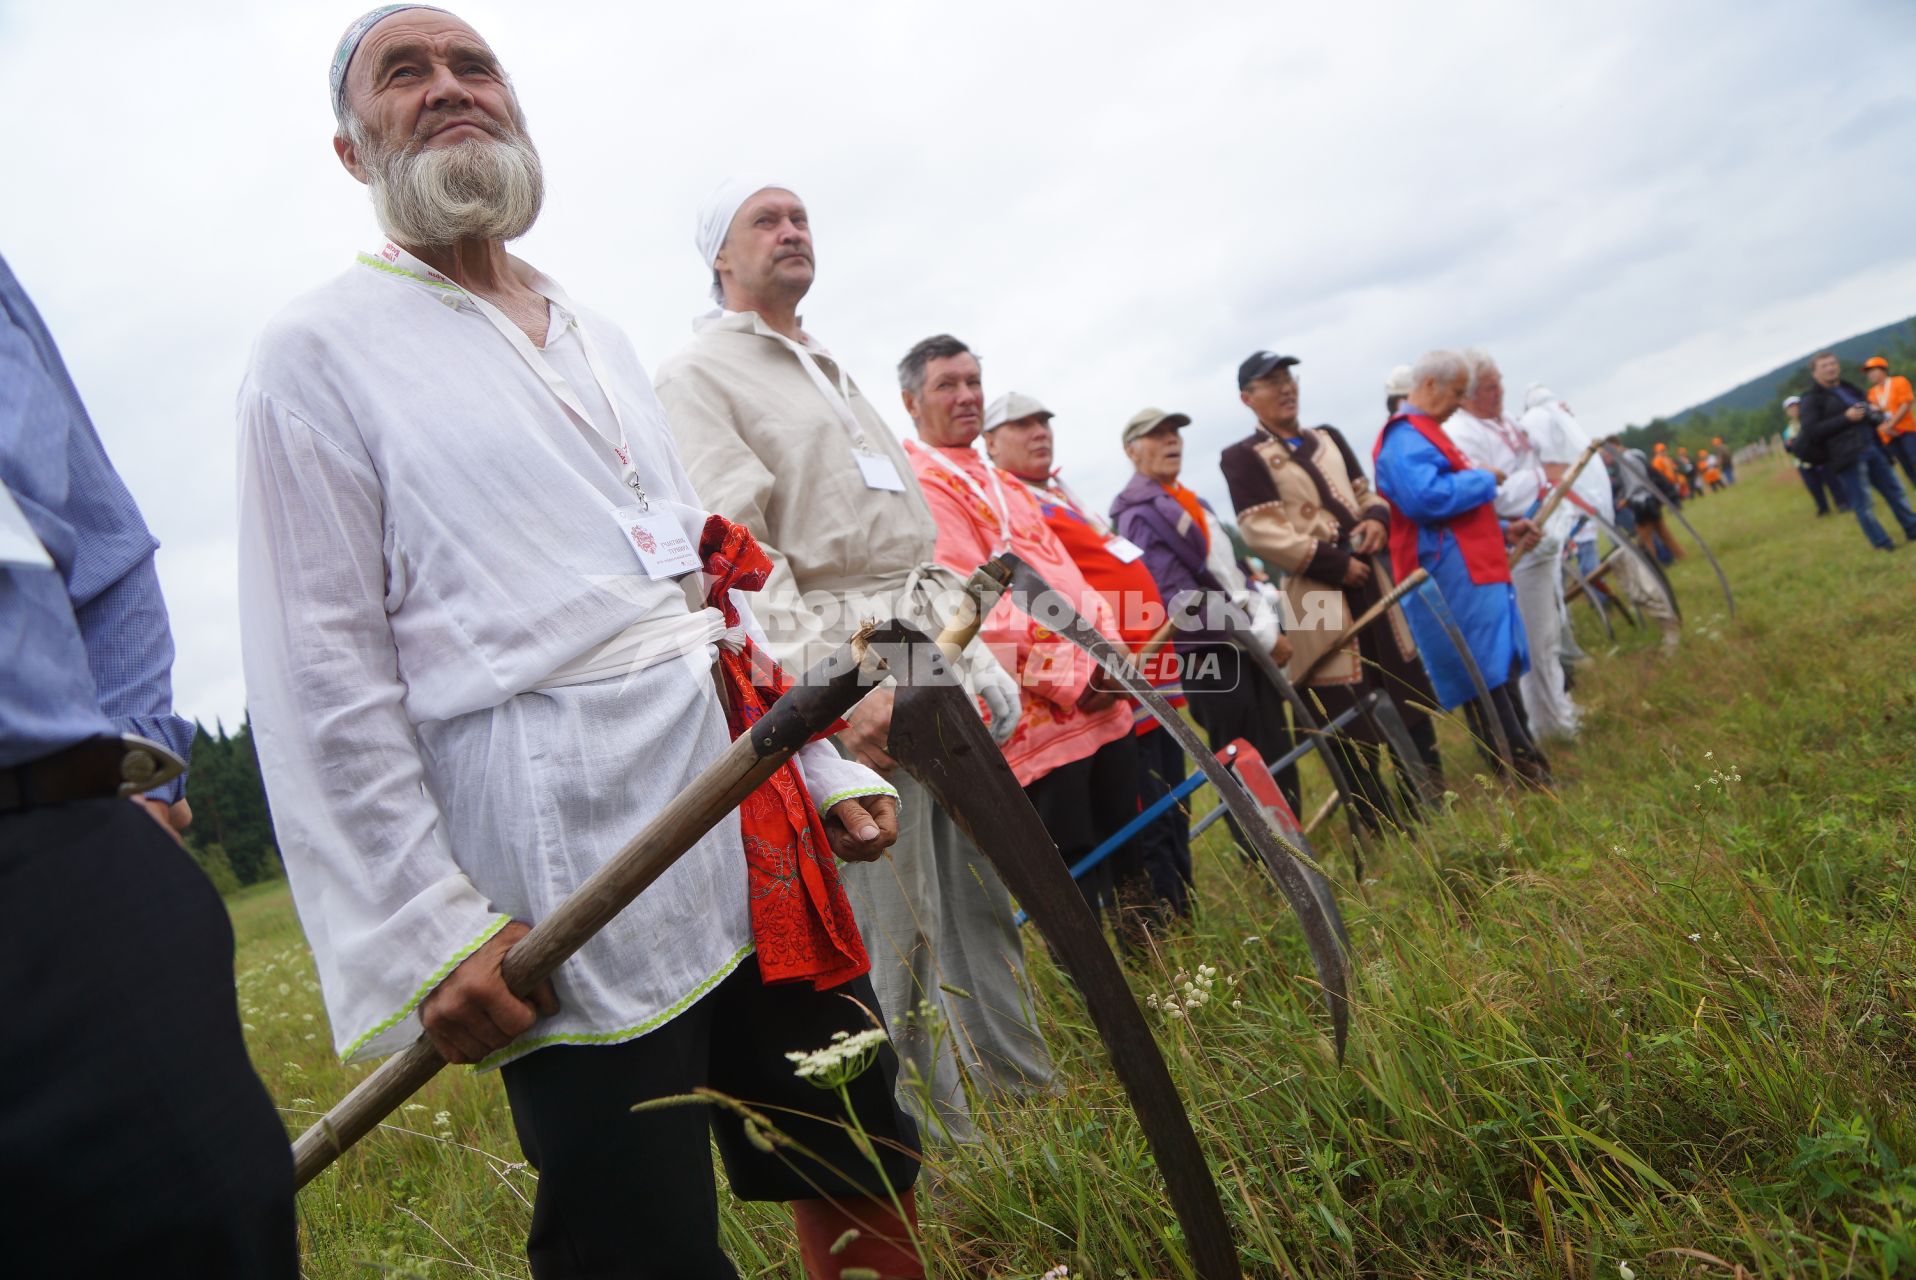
[3,0,1911,727]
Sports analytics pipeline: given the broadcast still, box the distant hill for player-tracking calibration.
[1669,315,1916,423]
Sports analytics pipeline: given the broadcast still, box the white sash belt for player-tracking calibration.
[535,606,740,691]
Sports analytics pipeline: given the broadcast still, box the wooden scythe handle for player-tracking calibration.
[1293,566,1429,685]
[290,628,892,1190]
[1512,439,1603,561]
[934,558,1015,662]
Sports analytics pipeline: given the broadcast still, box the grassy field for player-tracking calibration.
[240,453,1916,1278]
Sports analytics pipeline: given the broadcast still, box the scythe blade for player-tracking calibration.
[873,628,1242,1280]
[1409,576,1515,769]
[991,552,1351,1056]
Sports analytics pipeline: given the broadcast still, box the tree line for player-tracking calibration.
[182,717,280,895]
[1621,321,1916,456]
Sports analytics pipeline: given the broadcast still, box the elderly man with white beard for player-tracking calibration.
[1444,349,1581,745]
[237,10,924,1277]
[655,181,1050,1147]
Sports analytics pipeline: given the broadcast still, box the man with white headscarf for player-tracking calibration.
[1522,383,1610,667]
[655,181,1050,1147]
[240,12,924,1276]
[1445,350,1580,744]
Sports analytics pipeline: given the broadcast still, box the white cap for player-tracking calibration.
[1384,364,1413,398]
[984,391,1053,432]
[1783,395,1801,408]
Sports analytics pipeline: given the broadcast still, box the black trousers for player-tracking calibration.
[500,955,919,1279]
[1023,731,1150,926]
[1310,680,1443,831]
[1180,643,1299,811]
[0,797,297,1279]
[1133,727,1194,917]
[1465,679,1547,777]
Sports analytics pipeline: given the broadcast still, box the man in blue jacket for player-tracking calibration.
[0,253,297,1275]
[1798,351,1916,552]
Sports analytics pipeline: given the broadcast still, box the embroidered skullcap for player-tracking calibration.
[330,5,452,123]
[695,177,796,305]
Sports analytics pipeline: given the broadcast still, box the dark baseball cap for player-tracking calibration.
[1237,350,1300,389]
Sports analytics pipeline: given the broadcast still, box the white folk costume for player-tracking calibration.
[656,301,1050,1144]
[238,244,893,1068]
[1445,406,1581,744]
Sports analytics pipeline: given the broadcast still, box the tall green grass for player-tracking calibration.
[242,454,1916,1277]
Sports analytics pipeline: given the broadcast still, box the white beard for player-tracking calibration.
[356,118,545,248]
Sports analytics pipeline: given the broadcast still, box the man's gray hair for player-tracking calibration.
[1411,349,1468,390]
[898,334,975,396]
[1462,347,1499,396]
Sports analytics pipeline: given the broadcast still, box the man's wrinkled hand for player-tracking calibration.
[824,793,898,863]
[1342,557,1373,586]
[1350,519,1387,554]
[420,921,559,1065]
[838,686,897,775]
[1271,633,1294,667]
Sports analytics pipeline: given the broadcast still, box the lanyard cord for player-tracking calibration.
[909,441,1014,552]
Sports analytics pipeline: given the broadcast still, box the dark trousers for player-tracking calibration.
[500,956,919,1279]
[0,798,297,1279]
[1180,643,1299,811]
[1310,679,1442,832]
[1134,726,1194,917]
[1829,447,1916,549]
[1023,731,1149,927]
[1799,464,1833,515]
[1464,679,1547,779]
[1888,433,1916,492]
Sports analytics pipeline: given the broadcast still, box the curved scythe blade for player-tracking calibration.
[1221,620,1368,857]
[1656,497,1736,618]
[873,629,1242,1280]
[1408,576,1514,768]
[1560,533,1617,642]
[993,553,1351,1057]
[1566,498,1684,625]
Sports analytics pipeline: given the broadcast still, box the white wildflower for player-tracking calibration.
[1688,933,1701,943]
[1619,1264,1637,1280]
[786,1027,890,1089]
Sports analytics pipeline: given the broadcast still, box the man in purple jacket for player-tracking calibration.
[1111,407,1297,810]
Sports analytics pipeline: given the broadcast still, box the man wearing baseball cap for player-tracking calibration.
[984,392,1190,921]
[1385,364,1414,417]
[1221,351,1443,830]
[1863,356,1916,489]
[897,337,1152,944]
[1110,403,1297,811]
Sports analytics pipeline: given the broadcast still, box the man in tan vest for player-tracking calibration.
[1218,350,1443,827]
[655,180,1050,1145]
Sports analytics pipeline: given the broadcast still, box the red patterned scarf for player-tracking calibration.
[699,515,870,990]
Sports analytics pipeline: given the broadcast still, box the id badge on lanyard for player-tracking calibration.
[769,327,908,493]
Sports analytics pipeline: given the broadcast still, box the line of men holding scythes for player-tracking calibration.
[0,7,1676,1277]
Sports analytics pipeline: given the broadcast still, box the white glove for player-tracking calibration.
[958,636,1022,745]
[1240,589,1282,654]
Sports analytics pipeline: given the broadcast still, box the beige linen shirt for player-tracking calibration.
[655,311,948,668]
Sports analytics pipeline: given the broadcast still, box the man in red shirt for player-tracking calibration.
[984,390,1192,920]
[896,337,1150,939]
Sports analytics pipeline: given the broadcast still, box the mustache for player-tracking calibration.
[408,110,513,151]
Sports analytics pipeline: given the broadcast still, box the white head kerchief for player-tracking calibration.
[1525,382,1555,411]
[694,177,795,305]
